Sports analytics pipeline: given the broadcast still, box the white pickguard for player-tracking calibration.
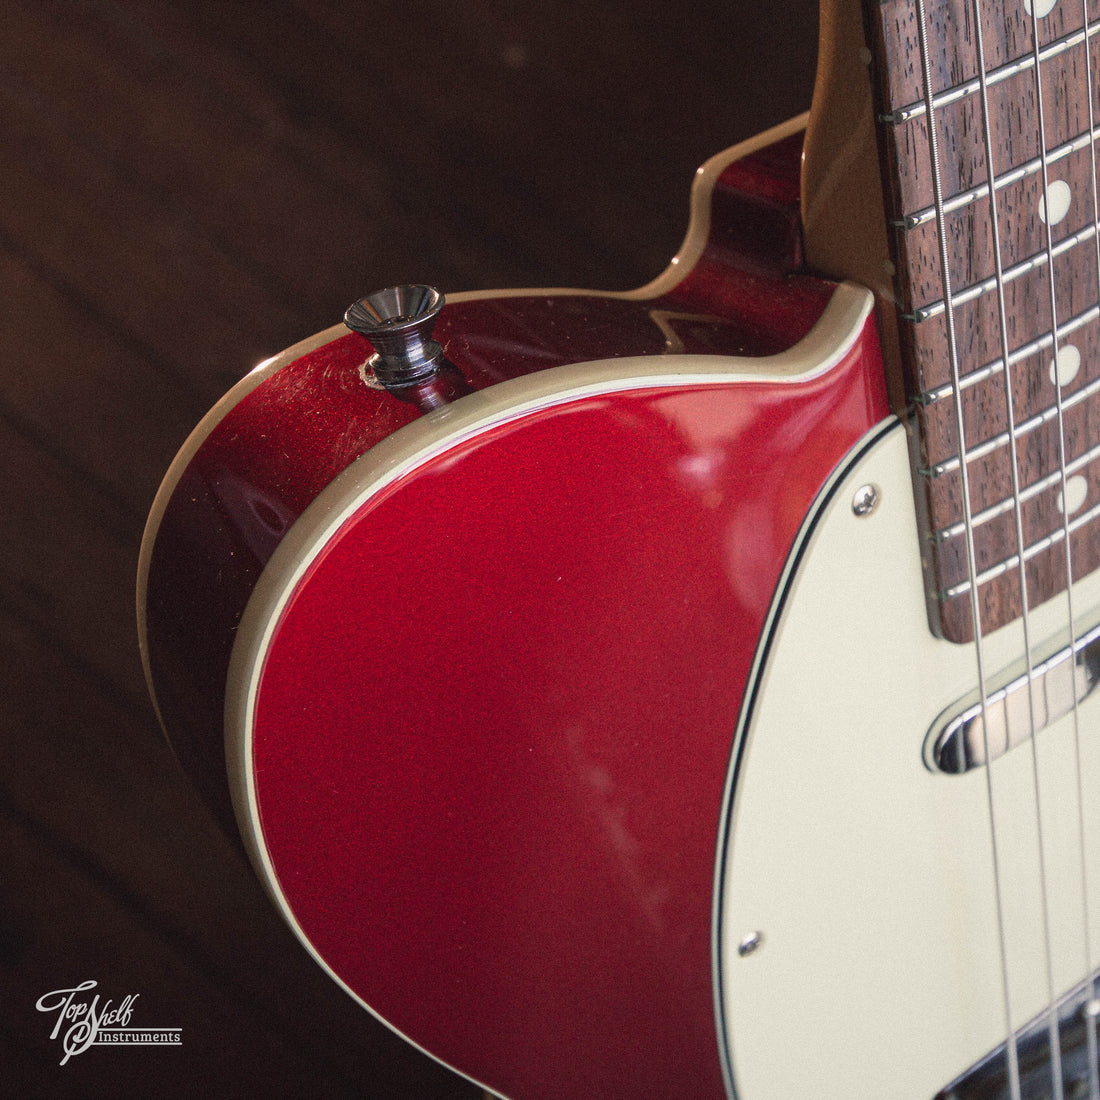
[719,420,1100,1098]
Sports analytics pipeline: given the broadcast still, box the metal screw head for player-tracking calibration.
[737,931,763,957]
[852,484,879,517]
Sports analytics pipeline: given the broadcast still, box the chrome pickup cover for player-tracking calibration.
[927,621,1100,775]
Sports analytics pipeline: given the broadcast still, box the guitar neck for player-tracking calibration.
[808,0,1100,643]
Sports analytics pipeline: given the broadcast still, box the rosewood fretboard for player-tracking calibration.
[864,0,1100,642]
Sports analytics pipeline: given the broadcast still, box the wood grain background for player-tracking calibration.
[1,0,817,1094]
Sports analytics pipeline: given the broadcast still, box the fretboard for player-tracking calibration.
[864,0,1100,642]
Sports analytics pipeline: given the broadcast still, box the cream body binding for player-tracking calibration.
[135,113,810,724]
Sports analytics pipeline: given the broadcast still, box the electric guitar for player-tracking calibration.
[137,0,1100,1095]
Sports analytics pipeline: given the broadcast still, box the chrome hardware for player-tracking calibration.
[344,285,471,411]
[344,284,447,389]
[851,484,879,517]
[737,931,764,957]
[926,620,1100,774]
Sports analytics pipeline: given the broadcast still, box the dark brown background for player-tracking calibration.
[2,0,817,1094]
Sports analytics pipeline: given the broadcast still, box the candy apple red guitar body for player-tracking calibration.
[140,0,1100,1089]
[139,117,889,1097]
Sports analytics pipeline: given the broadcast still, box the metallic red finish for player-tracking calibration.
[143,131,831,839]
[252,325,887,1099]
[141,127,891,1097]
[143,288,831,835]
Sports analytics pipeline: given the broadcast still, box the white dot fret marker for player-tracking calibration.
[1039,179,1071,225]
[1056,475,1088,516]
[1023,0,1058,16]
[1049,344,1081,387]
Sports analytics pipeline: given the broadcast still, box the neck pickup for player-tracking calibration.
[927,616,1100,774]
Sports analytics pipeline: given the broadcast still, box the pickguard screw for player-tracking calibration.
[738,931,763,957]
[852,484,879,517]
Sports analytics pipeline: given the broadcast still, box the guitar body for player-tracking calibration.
[226,292,882,1100]
[141,0,1100,1091]
[139,118,891,1097]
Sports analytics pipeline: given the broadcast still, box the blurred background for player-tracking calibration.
[1,0,817,1094]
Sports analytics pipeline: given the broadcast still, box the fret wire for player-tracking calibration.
[921,369,1100,477]
[896,126,1092,230]
[931,437,1100,542]
[940,495,1100,601]
[918,305,1098,405]
[907,223,1098,322]
[883,19,1099,125]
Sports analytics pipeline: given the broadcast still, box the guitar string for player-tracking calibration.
[1010,2,1100,1093]
[1072,0,1100,1090]
[968,0,1038,719]
[966,3,1066,1094]
[910,0,1022,1095]
[918,302,1097,406]
[900,126,1099,228]
[967,10,1058,1091]
[989,4,1076,1095]
[887,19,1100,124]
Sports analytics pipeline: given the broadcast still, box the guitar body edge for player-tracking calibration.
[219,286,884,1099]
[138,117,892,1097]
